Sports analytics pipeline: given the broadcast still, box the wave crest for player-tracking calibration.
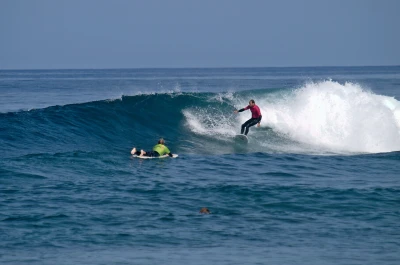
[265,80,400,153]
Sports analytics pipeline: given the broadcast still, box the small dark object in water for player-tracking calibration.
[199,207,211,214]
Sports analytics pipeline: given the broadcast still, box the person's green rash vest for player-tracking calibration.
[153,144,170,156]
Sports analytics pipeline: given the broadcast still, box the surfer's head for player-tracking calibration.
[199,207,211,214]
[249,99,255,106]
[158,138,165,145]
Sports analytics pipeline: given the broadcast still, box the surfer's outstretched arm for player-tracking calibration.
[234,108,245,113]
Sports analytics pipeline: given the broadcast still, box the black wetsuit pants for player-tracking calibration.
[133,150,160,157]
[241,116,262,135]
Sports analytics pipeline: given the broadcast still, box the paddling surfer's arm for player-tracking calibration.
[163,146,173,157]
[164,146,173,157]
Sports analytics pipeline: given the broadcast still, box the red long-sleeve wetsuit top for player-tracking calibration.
[240,104,262,118]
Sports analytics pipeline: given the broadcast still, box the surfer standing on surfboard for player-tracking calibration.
[234,99,262,135]
[131,138,173,157]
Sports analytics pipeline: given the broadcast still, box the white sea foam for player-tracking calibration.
[183,107,236,138]
[264,80,400,153]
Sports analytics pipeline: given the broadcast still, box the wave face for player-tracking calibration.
[2,80,399,157]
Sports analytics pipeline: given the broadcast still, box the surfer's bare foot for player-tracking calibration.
[131,147,137,155]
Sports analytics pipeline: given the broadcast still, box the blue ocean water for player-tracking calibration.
[1,67,400,265]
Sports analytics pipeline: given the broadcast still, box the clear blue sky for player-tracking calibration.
[1,0,399,69]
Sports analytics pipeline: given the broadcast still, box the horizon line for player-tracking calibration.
[1,64,399,71]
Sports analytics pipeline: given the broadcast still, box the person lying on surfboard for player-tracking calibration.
[234,99,262,135]
[131,138,173,157]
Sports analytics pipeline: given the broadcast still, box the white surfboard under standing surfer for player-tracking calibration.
[234,134,249,143]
